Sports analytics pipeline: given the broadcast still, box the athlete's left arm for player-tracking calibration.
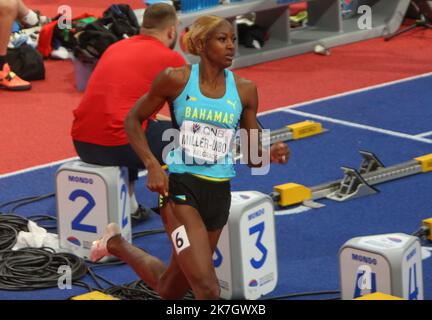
[238,78,290,167]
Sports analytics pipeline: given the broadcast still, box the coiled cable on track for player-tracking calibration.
[0,214,29,252]
[0,247,88,291]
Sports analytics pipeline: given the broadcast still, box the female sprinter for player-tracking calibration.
[90,15,289,300]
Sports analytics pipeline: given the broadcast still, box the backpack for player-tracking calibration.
[101,4,140,39]
[237,24,267,49]
[7,43,45,81]
[52,16,98,50]
[73,20,118,61]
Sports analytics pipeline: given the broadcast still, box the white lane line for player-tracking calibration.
[422,247,432,260]
[415,131,432,138]
[259,71,432,116]
[0,157,79,180]
[275,205,312,216]
[284,109,432,144]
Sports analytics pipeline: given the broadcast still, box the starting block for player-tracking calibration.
[56,160,132,260]
[355,292,404,300]
[214,191,278,300]
[339,233,423,300]
[71,291,119,300]
[286,120,323,140]
[422,218,432,241]
[272,151,432,208]
[273,183,312,207]
[415,154,432,173]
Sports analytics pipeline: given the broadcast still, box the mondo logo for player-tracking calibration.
[67,236,81,246]
[248,279,258,287]
[68,175,93,184]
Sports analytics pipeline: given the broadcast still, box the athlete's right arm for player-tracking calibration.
[125,67,185,196]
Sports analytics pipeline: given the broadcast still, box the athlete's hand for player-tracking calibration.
[270,142,290,164]
[146,163,169,196]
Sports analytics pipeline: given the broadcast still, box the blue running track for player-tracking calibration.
[0,74,431,300]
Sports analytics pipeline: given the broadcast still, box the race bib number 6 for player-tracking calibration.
[171,225,190,255]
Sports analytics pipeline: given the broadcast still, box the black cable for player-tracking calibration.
[86,267,105,290]
[8,193,55,214]
[134,280,195,300]
[264,290,341,300]
[88,260,126,268]
[92,272,116,287]
[0,214,29,230]
[412,226,429,239]
[0,224,18,252]
[127,280,163,300]
[27,214,57,231]
[0,195,43,212]
[86,265,118,289]
[73,280,96,292]
[0,247,88,291]
[0,214,29,252]
[104,280,195,300]
[104,284,152,300]
[132,229,165,239]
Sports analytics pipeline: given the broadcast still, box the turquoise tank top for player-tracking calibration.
[167,64,243,179]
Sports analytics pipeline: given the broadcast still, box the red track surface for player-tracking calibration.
[1,2,432,174]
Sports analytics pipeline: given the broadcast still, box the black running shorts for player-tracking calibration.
[162,173,231,231]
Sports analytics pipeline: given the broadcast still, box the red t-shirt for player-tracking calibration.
[71,35,186,146]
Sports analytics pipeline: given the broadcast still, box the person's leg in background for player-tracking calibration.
[127,167,152,222]
[16,0,39,27]
[0,0,31,90]
[0,0,17,60]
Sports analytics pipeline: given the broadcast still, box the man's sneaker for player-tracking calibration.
[90,223,121,262]
[20,10,48,28]
[131,205,152,225]
[0,63,31,91]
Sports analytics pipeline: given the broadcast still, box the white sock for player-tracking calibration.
[21,10,39,27]
[130,194,138,213]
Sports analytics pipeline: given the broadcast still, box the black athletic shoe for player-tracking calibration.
[131,205,152,225]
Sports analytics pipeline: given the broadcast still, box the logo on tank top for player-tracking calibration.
[227,99,237,110]
[186,94,197,102]
[192,123,201,133]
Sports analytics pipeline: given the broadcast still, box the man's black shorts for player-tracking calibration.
[163,173,231,231]
[73,120,173,182]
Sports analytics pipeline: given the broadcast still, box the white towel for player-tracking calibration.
[12,220,68,253]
